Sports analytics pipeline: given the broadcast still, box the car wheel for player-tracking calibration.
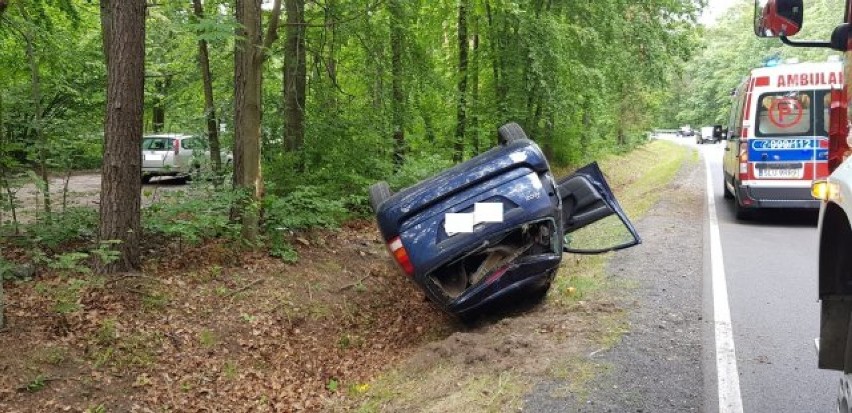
[497,122,529,145]
[142,175,152,184]
[722,175,734,200]
[369,181,392,213]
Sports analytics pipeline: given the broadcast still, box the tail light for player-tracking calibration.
[173,139,180,155]
[387,237,414,276]
[738,142,749,176]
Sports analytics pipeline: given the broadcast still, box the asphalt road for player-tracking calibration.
[697,138,837,412]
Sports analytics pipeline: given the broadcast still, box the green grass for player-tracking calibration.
[553,140,691,305]
[356,364,525,413]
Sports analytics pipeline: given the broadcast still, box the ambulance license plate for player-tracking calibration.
[754,163,803,179]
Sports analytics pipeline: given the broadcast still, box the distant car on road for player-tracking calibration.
[696,125,724,144]
[676,125,695,138]
[141,134,231,183]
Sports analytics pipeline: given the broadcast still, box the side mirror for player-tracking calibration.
[828,88,850,173]
[831,24,851,52]
[754,0,803,38]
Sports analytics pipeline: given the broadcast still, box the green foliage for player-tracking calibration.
[24,374,47,393]
[35,278,87,314]
[47,252,91,275]
[263,186,348,231]
[387,153,454,190]
[143,189,240,245]
[23,207,98,249]
[663,0,845,128]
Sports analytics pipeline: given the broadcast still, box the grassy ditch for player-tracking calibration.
[352,140,694,413]
[552,140,693,306]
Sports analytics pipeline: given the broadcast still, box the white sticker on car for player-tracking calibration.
[474,202,503,224]
[446,202,504,236]
[445,213,474,235]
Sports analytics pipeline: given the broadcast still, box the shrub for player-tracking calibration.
[25,207,98,249]
[263,186,348,231]
[143,190,240,245]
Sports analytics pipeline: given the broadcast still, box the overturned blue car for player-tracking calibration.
[369,123,641,320]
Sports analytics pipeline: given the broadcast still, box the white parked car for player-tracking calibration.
[141,134,231,183]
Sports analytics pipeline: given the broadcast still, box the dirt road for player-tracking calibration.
[4,173,189,224]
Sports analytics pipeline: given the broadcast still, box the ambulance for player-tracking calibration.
[722,60,844,219]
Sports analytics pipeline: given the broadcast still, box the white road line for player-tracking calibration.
[705,153,744,413]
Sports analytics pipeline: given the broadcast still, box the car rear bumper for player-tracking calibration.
[446,254,560,317]
[737,185,820,209]
[142,167,190,176]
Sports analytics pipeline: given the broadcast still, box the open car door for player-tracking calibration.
[557,162,641,254]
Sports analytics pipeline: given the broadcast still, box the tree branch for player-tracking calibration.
[262,0,283,53]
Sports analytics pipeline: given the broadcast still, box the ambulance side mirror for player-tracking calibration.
[828,88,849,173]
[754,0,803,37]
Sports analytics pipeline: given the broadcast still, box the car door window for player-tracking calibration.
[143,138,170,151]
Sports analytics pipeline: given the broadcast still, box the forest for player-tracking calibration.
[0,0,703,270]
[667,0,846,128]
[5,1,806,411]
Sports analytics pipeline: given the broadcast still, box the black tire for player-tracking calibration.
[722,175,734,200]
[142,174,152,184]
[734,197,752,220]
[369,181,392,213]
[497,122,529,145]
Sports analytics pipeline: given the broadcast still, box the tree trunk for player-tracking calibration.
[151,77,168,133]
[98,0,146,272]
[485,0,507,124]
[192,0,222,173]
[283,0,306,156]
[453,0,469,163]
[18,4,50,216]
[389,0,405,168]
[471,28,480,155]
[0,270,4,330]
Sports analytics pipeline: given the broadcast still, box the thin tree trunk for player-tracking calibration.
[192,0,222,174]
[389,0,405,168]
[233,0,281,241]
[485,0,507,125]
[0,266,4,330]
[18,4,50,216]
[283,0,306,156]
[233,0,263,241]
[453,0,469,163]
[151,77,167,133]
[471,27,480,154]
[98,0,145,272]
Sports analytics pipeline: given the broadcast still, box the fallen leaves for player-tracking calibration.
[0,222,451,412]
